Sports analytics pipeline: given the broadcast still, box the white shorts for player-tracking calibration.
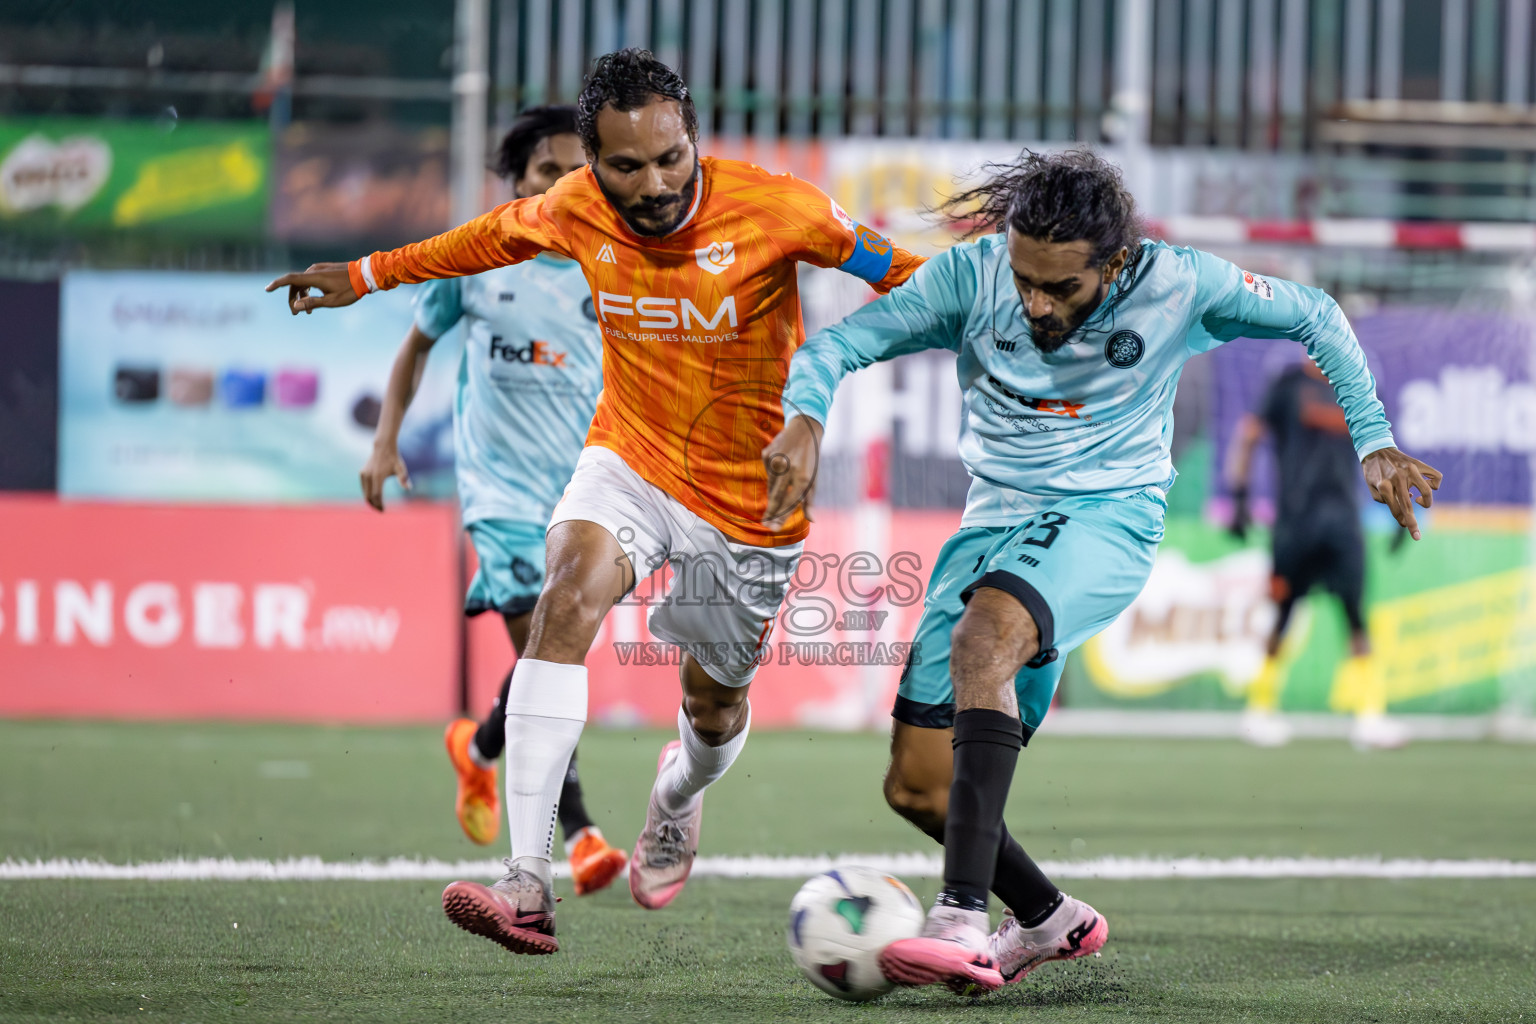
[549,446,803,687]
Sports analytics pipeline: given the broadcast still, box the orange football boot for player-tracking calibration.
[444,718,499,845]
[568,827,628,896]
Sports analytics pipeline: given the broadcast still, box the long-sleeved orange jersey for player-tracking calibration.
[350,156,923,546]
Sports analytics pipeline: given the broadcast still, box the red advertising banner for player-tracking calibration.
[1,497,960,727]
[465,507,959,730]
[0,496,461,721]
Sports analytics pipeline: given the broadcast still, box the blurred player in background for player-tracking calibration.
[357,105,628,894]
[1226,355,1410,751]
[765,150,1441,994]
[269,49,922,956]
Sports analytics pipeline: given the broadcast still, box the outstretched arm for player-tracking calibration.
[765,245,973,526]
[1192,251,1442,538]
[266,188,572,315]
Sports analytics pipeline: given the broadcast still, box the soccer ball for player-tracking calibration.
[787,866,926,1001]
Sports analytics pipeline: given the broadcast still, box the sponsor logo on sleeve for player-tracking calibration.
[830,199,858,233]
[1241,270,1274,301]
[696,240,736,275]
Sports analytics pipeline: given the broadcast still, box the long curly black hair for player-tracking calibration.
[576,48,699,155]
[943,149,1146,271]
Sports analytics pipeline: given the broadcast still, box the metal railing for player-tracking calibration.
[493,0,1536,144]
[6,0,1536,223]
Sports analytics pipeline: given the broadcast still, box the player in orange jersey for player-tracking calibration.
[267,48,922,957]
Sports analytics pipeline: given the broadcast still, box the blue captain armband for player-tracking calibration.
[838,223,895,284]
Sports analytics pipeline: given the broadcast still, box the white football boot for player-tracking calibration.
[988,894,1107,985]
[628,740,703,909]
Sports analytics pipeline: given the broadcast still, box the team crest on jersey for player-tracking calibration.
[1105,330,1145,369]
[1241,270,1274,300]
[596,242,617,264]
[696,240,735,275]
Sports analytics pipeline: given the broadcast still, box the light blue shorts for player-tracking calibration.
[464,519,547,618]
[895,491,1166,739]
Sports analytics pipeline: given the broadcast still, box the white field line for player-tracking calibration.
[3,854,1536,882]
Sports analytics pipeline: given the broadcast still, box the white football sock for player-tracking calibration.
[502,659,587,884]
[656,701,751,815]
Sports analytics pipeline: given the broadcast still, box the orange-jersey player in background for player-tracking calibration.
[267,48,922,958]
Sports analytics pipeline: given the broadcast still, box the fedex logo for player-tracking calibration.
[597,291,739,331]
[489,336,567,367]
[987,375,1087,418]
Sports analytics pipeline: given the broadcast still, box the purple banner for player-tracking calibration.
[1214,307,1535,510]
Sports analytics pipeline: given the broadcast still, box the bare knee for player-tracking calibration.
[680,657,748,746]
[525,575,610,657]
[883,765,947,833]
[524,522,632,662]
[884,721,955,834]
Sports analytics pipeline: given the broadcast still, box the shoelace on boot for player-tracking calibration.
[645,820,689,868]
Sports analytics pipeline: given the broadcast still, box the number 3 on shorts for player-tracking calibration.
[1021,512,1071,550]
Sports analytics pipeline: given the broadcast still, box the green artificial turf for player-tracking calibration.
[2,721,1535,1022]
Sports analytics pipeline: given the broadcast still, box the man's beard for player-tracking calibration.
[1027,280,1107,353]
[596,157,700,237]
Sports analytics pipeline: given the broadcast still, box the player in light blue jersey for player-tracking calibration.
[763,151,1443,993]
[360,106,628,896]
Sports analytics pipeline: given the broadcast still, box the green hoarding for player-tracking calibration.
[0,117,269,237]
[1060,514,1536,715]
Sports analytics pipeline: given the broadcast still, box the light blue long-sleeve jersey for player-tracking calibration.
[783,236,1395,527]
[415,254,603,527]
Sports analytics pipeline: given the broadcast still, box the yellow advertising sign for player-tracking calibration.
[113,141,263,227]
[1370,568,1536,704]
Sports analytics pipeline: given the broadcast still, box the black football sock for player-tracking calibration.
[917,820,1061,920]
[937,708,1024,910]
[556,750,596,841]
[994,825,1062,925]
[472,669,513,762]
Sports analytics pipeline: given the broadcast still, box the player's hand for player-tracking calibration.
[762,415,823,530]
[1228,487,1251,542]
[360,443,411,511]
[1361,448,1442,541]
[265,261,359,315]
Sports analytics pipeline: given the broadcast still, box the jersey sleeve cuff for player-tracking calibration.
[837,227,895,284]
[1355,434,1396,461]
[348,255,381,296]
[780,387,831,428]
